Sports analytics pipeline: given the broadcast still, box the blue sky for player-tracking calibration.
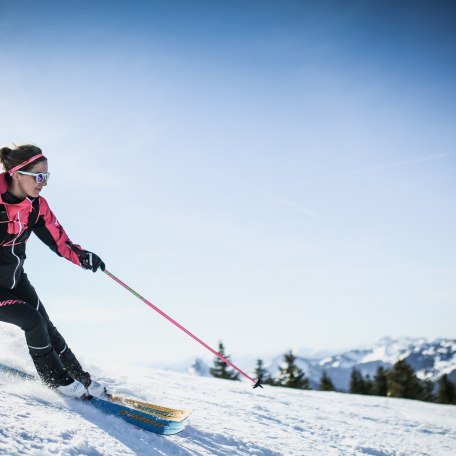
[1,0,455,368]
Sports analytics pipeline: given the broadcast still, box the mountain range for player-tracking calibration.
[185,337,456,391]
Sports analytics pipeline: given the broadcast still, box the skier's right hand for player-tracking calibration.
[66,242,106,272]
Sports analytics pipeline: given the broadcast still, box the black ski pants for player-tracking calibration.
[0,272,91,388]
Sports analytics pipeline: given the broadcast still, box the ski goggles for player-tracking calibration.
[16,171,51,184]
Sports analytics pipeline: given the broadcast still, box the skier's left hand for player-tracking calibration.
[66,242,106,272]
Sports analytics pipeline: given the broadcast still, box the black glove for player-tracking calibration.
[66,242,105,272]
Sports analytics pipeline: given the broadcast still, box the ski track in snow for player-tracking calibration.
[1,326,456,456]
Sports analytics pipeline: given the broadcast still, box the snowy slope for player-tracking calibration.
[1,325,455,456]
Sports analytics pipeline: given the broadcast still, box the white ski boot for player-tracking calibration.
[87,379,106,397]
[57,379,88,399]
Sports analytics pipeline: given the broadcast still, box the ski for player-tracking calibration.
[107,393,192,421]
[88,396,188,434]
[0,362,191,435]
[0,363,35,381]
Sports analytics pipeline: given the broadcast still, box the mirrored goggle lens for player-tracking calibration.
[36,173,50,184]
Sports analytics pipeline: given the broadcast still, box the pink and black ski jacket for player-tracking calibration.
[0,173,81,289]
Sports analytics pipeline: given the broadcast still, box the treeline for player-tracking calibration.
[349,360,456,404]
[209,343,334,391]
[208,342,456,405]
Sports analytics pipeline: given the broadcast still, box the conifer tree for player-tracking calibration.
[364,374,374,395]
[436,374,455,404]
[349,369,366,394]
[386,359,422,399]
[210,341,240,381]
[319,371,335,391]
[254,359,273,385]
[277,351,310,389]
[372,366,388,396]
[419,379,435,402]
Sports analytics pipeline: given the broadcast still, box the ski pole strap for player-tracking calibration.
[103,269,261,388]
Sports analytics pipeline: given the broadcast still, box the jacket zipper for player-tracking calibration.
[11,212,22,289]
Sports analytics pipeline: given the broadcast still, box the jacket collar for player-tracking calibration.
[0,173,34,208]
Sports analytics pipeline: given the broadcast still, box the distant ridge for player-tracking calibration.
[267,337,456,390]
[180,337,456,391]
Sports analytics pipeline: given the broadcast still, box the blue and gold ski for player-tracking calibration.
[0,363,191,435]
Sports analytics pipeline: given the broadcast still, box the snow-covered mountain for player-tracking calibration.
[1,325,455,455]
[267,337,456,390]
[177,337,456,391]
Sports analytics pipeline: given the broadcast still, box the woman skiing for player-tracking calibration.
[0,144,105,399]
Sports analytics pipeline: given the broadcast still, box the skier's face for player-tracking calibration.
[13,160,49,198]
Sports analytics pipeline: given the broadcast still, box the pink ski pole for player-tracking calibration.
[103,269,262,388]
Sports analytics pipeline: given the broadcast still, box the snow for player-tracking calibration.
[1,325,456,455]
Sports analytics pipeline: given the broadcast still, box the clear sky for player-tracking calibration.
[1,0,455,368]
